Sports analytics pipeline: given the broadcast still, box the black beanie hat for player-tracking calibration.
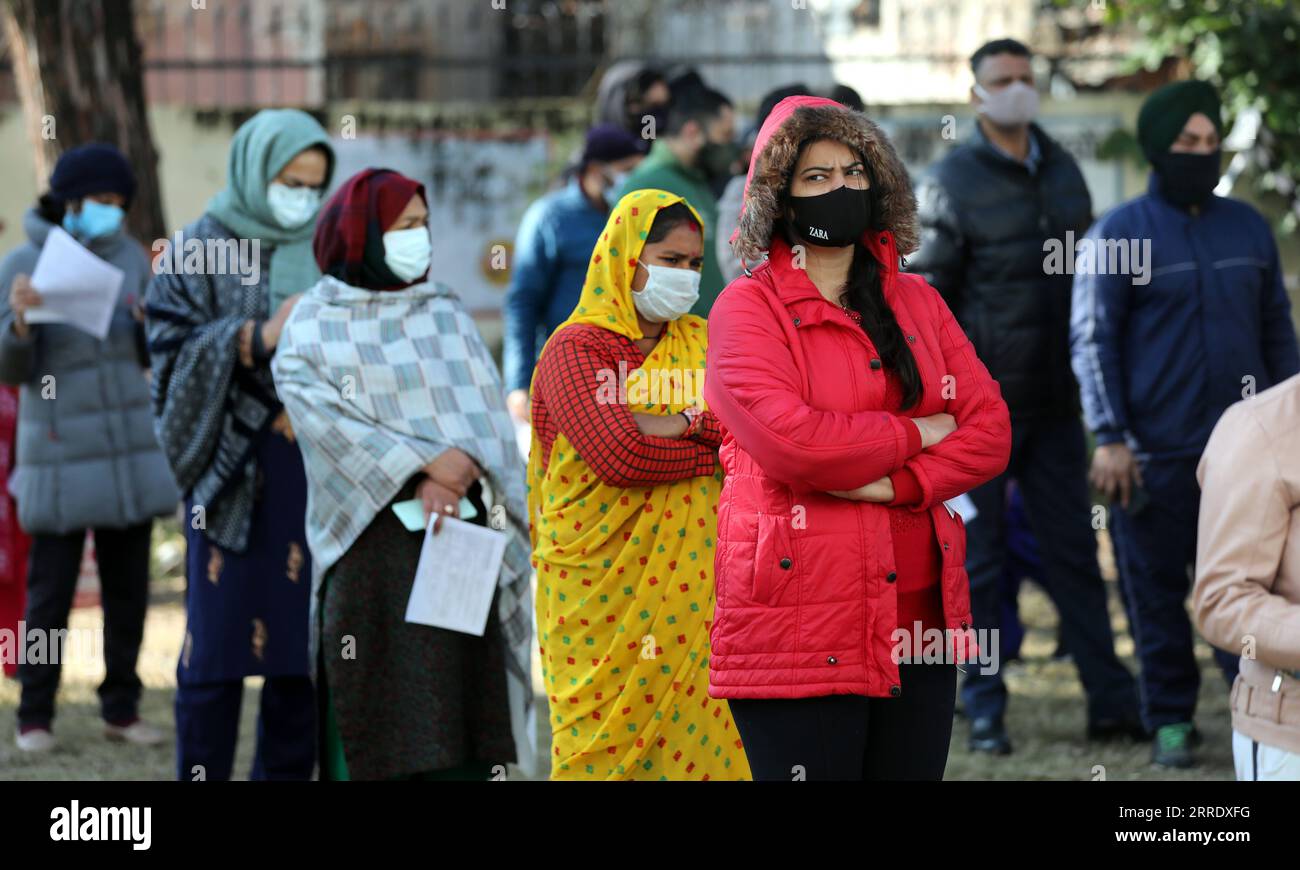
[48,142,137,207]
[581,123,644,166]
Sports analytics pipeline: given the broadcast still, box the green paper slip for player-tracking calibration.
[391,497,478,532]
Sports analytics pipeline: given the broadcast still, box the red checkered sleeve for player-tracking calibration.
[687,410,723,450]
[535,329,718,487]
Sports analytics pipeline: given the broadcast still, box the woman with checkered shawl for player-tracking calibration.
[272,168,533,780]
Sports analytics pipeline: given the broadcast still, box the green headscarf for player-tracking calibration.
[1136,80,1223,163]
[207,109,335,311]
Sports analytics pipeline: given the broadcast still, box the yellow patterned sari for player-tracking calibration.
[527,189,749,780]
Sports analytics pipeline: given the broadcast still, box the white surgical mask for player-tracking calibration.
[266,182,322,229]
[631,261,700,322]
[974,80,1039,127]
[383,226,432,283]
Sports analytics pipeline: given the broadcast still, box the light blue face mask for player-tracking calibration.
[62,200,125,240]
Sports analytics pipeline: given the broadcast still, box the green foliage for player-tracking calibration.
[1102,0,1300,232]
[1095,127,1144,164]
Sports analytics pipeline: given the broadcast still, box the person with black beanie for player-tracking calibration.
[0,142,179,754]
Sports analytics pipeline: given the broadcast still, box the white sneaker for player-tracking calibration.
[15,727,56,753]
[104,719,164,746]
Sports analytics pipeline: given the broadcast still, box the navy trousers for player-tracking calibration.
[175,676,315,781]
[1109,456,1239,731]
[961,415,1138,725]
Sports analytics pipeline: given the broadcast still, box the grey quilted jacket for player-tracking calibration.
[0,209,179,533]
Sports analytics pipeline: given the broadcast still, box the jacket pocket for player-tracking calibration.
[751,512,795,605]
[944,506,967,564]
[936,506,971,623]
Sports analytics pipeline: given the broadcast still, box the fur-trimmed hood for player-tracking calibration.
[731,95,919,265]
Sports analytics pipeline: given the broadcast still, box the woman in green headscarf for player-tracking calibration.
[144,109,335,781]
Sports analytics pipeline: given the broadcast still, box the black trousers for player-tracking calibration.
[728,663,957,781]
[16,523,153,729]
[962,415,1138,724]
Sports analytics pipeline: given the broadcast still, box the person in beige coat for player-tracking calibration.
[1194,372,1300,780]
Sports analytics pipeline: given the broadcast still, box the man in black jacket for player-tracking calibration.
[907,38,1141,754]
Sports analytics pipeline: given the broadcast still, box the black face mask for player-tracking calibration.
[1151,149,1222,209]
[698,140,740,181]
[786,184,873,247]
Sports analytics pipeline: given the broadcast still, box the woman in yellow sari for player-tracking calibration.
[527,189,749,780]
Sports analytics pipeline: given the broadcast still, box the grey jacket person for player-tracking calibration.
[0,209,179,534]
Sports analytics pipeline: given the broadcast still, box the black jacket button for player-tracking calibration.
[869,358,882,370]
[827,655,837,665]
[779,557,792,570]
[886,571,897,582]
[793,317,801,326]
[960,620,969,630]
[890,685,902,697]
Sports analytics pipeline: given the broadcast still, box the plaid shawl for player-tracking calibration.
[271,274,534,771]
[145,214,282,553]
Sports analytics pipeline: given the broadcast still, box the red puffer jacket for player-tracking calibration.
[704,95,1012,700]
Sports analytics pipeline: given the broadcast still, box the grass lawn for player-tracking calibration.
[0,526,1232,781]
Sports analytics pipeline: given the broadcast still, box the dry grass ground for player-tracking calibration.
[0,525,1233,781]
[944,578,1233,781]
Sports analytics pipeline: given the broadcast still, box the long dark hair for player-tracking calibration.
[843,243,922,409]
[780,142,922,409]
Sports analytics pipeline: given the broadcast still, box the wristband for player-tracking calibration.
[679,406,702,438]
[250,319,270,363]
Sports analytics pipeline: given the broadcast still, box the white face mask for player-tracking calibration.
[974,80,1039,127]
[631,261,701,322]
[383,226,432,283]
[267,182,322,229]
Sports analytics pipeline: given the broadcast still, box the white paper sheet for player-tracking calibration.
[944,492,978,522]
[404,515,506,636]
[25,226,124,340]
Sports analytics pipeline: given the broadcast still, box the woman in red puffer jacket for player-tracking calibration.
[704,95,1011,781]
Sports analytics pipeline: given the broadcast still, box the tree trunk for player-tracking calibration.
[1,0,165,244]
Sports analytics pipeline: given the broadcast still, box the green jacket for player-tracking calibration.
[617,141,724,316]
